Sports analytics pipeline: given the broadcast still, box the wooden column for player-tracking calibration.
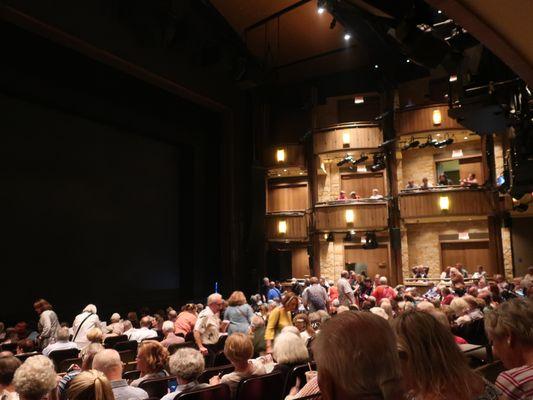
[308,87,320,277]
[382,89,403,286]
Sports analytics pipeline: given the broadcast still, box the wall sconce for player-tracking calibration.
[354,96,364,104]
[439,196,450,211]
[276,148,285,162]
[432,109,442,125]
[342,132,350,147]
[278,220,287,234]
[345,209,355,224]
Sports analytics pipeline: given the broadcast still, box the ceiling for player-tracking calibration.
[210,0,368,82]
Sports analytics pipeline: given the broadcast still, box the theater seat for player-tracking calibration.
[283,362,317,397]
[58,357,82,373]
[235,372,284,400]
[139,375,177,398]
[118,350,136,363]
[168,341,197,355]
[48,348,80,370]
[174,383,230,400]
[15,352,40,363]
[0,343,17,353]
[197,365,234,384]
[123,369,141,381]
[114,340,138,353]
[104,335,128,348]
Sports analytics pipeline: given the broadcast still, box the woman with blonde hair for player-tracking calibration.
[79,328,104,359]
[484,297,533,400]
[265,293,299,354]
[313,312,404,400]
[292,314,315,343]
[393,311,498,400]
[13,356,57,400]
[130,340,169,387]
[67,370,114,400]
[224,291,255,335]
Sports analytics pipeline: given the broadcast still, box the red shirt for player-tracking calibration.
[174,311,197,336]
[329,286,339,301]
[441,294,455,306]
[371,285,397,303]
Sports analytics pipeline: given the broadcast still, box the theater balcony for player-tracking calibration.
[265,212,308,242]
[315,200,388,231]
[399,186,493,222]
[263,144,306,172]
[313,123,382,154]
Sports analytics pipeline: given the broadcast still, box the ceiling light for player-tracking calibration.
[354,96,364,104]
[464,136,468,140]
[449,75,458,82]
[317,7,325,14]
[406,59,411,63]
[374,64,379,69]
[432,109,442,125]
[344,33,352,41]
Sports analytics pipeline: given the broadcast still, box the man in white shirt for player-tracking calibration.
[71,304,101,348]
[128,317,158,343]
[337,271,356,306]
[194,293,225,358]
[42,327,79,356]
[369,188,384,199]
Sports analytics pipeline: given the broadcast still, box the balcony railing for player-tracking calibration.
[265,212,308,241]
[315,200,388,231]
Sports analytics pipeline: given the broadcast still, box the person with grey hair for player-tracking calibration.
[371,276,397,304]
[250,315,266,357]
[42,327,79,356]
[122,320,134,339]
[0,355,21,400]
[160,348,208,400]
[13,356,56,400]
[128,317,157,343]
[71,304,101,349]
[93,349,148,400]
[272,331,309,383]
[160,321,184,348]
[105,313,124,336]
[194,293,225,358]
[337,271,356,306]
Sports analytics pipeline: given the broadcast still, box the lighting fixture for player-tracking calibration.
[276,148,285,162]
[344,232,353,242]
[433,135,454,148]
[439,196,450,211]
[342,132,350,146]
[337,154,355,166]
[464,136,468,140]
[345,209,355,224]
[323,233,328,240]
[317,7,325,14]
[362,232,378,250]
[370,153,386,172]
[360,236,367,244]
[326,232,334,242]
[354,96,364,104]
[402,136,420,151]
[432,109,442,125]
[374,64,379,69]
[378,138,397,149]
[418,135,436,148]
[344,33,351,41]
[352,154,369,165]
[278,220,287,234]
[406,59,411,63]
[449,75,458,82]
[283,169,287,172]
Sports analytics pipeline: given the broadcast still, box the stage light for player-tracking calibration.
[449,75,458,82]
[370,153,386,172]
[344,231,355,242]
[344,33,352,41]
[278,220,287,234]
[337,154,355,166]
[439,196,450,211]
[323,233,328,240]
[352,154,369,165]
[378,138,397,149]
[362,232,378,250]
[342,132,350,145]
[406,59,411,63]
[374,64,379,69]
[432,109,442,125]
[276,148,285,162]
[418,135,436,148]
[433,136,454,148]
[437,9,442,14]
[326,232,334,242]
[317,7,325,14]
[354,96,364,104]
[402,137,420,151]
[345,209,355,224]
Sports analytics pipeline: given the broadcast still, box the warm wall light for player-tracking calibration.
[276,148,285,162]
[342,132,350,146]
[345,209,355,223]
[439,196,450,211]
[354,96,364,104]
[432,109,442,125]
[278,220,287,234]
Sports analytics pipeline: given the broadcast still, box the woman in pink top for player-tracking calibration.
[174,304,197,336]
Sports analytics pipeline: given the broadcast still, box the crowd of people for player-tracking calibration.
[405,172,479,190]
[1,267,532,400]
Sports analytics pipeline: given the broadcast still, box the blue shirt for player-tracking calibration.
[267,288,282,301]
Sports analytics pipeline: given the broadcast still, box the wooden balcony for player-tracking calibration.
[263,144,305,169]
[399,187,493,220]
[395,104,465,136]
[315,201,388,231]
[266,212,308,241]
[313,124,382,155]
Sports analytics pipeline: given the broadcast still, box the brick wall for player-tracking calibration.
[319,237,345,281]
[317,161,341,202]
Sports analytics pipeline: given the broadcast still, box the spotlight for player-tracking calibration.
[378,138,397,149]
[352,154,369,165]
[418,136,436,148]
[406,59,411,63]
[433,137,454,148]
[362,232,378,250]
[370,153,386,172]
[344,33,352,41]
[449,75,458,82]
[317,7,325,14]
[402,137,420,150]
[374,64,379,69]
[326,232,334,242]
[337,154,355,166]
[344,232,353,242]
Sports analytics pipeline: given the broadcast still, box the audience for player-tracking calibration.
[129,317,157,343]
[42,327,78,357]
[67,370,114,400]
[371,276,397,303]
[93,349,148,400]
[105,313,124,336]
[302,277,328,312]
[33,299,59,348]
[292,314,314,343]
[161,348,208,400]
[160,321,184,348]
[130,341,169,387]
[249,315,266,357]
[272,331,309,382]
[369,188,384,199]
[224,291,255,335]
[336,271,356,306]
[194,293,226,358]
[0,356,21,400]
[485,298,533,400]
[71,304,101,349]
[13,356,57,400]
[174,304,197,337]
[265,293,299,354]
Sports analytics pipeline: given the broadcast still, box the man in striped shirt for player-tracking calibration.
[495,365,533,400]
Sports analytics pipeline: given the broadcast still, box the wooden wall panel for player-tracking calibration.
[266,214,308,240]
[315,203,388,230]
[441,241,492,274]
[341,173,385,198]
[345,244,390,279]
[395,104,465,136]
[263,144,305,168]
[400,190,492,219]
[292,247,310,278]
[267,184,308,212]
[313,126,382,154]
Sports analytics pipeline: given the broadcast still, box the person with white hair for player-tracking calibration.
[160,321,184,348]
[42,327,79,356]
[272,331,309,382]
[71,304,101,349]
[13,356,57,400]
[194,293,225,358]
[93,349,148,400]
[105,313,124,336]
[371,276,397,304]
[160,348,208,400]
[128,317,157,343]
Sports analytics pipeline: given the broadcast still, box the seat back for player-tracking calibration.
[48,348,80,369]
[475,360,505,383]
[213,351,230,367]
[451,319,488,345]
[114,340,138,353]
[184,332,194,342]
[123,369,141,381]
[15,352,40,363]
[175,384,230,400]
[236,372,284,400]
[58,357,82,373]
[168,342,196,355]
[104,335,128,348]
[138,375,177,398]
[283,362,317,396]
[197,365,234,384]
[118,350,137,363]
[0,343,17,353]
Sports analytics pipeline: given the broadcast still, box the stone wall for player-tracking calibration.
[317,161,341,202]
[501,227,513,279]
[494,135,504,178]
[319,237,345,281]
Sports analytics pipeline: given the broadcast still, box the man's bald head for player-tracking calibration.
[92,349,122,380]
